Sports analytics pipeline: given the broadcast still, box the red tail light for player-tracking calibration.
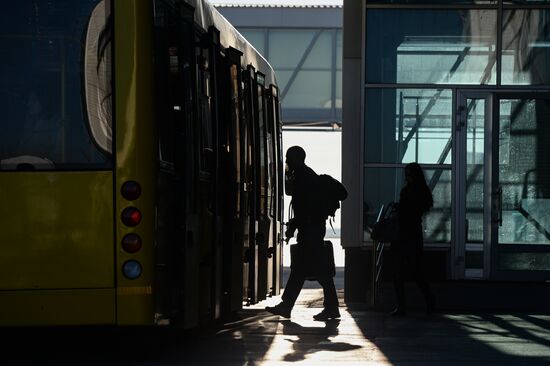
[121,181,141,201]
[122,233,142,253]
[122,207,142,227]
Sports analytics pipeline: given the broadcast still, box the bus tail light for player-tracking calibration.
[122,260,142,279]
[122,207,142,227]
[121,181,141,201]
[122,233,142,253]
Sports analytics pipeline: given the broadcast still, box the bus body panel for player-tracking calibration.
[0,172,114,290]
[0,289,115,326]
[0,0,281,328]
[114,0,156,325]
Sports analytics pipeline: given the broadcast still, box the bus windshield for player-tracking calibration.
[0,0,112,170]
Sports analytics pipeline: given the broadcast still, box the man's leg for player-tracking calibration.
[266,268,305,318]
[281,268,306,308]
[313,275,340,320]
[318,275,338,310]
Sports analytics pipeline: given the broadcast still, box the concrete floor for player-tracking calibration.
[2,289,550,365]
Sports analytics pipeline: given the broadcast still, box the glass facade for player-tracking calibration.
[366,9,497,85]
[497,98,550,246]
[240,28,341,124]
[465,99,485,245]
[364,1,550,276]
[365,89,452,164]
[0,0,112,170]
[367,1,496,3]
[502,9,550,85]
[364,167,452,243]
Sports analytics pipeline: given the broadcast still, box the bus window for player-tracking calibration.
[157,45,179,166]
[0,0,112,170]
[197,53,214,175]
[84,0,112,158]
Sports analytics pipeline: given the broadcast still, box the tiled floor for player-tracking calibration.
[193,289,550,365]
[2,289,550,365]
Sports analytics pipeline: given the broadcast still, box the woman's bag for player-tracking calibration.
[370,202,399,242]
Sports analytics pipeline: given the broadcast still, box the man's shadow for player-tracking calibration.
[281,319,361,362]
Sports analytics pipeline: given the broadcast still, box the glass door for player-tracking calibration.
[455,91,493,280]
[455,91,550,281]
[492,94,550,280]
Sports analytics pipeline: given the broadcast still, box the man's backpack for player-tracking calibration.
[317,174,348,220]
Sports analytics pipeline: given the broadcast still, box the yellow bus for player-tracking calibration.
[0,0,283,328]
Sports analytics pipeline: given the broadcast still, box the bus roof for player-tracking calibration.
[184,0,277,86]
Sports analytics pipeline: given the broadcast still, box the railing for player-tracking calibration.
[371,204,387,307]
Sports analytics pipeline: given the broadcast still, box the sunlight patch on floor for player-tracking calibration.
[253,308,392,365]
[455,314,550,357]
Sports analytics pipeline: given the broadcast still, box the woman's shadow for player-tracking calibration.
[281,319,362,362]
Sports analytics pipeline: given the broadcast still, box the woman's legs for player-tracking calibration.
[411,251,435,313]
[392,249,407,313]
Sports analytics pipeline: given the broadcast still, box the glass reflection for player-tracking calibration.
[367,1,495,3]
[365,89,452,164]
[498,252,550,271]
[0,0,112,170]
[466,99,485,244]
[366,9,497,85]
[503,1,550,4]
[364,167,451,243]
[498,99,550,245]
[502,9,550,85]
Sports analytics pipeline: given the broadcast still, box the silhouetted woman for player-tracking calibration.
[392,162,435,316]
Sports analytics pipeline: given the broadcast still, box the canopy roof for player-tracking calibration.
[209,0,342,8]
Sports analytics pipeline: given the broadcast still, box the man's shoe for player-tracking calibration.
[265,303,291,318]
[313,308,341,321]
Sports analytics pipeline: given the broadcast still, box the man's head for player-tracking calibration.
[285,146,306,170]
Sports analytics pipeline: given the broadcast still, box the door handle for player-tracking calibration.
[455,105,466,131]
[494,186,503,226]
[491,186,502,226]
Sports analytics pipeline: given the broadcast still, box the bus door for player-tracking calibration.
[206,26,224,321]
[152,0,199,328]
[242,66,259,304]
[267,85,283,296]
[195,30,219,322]
[254,72,270,302]
[264,89,275,298]
[220,47,246,314]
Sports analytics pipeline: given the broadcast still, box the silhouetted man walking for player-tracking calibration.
[266,146,340,321]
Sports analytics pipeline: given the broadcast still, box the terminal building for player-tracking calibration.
[343,0,550,301]
[213,0,342,126]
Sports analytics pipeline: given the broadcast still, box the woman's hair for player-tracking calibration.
[405,162,433,213]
